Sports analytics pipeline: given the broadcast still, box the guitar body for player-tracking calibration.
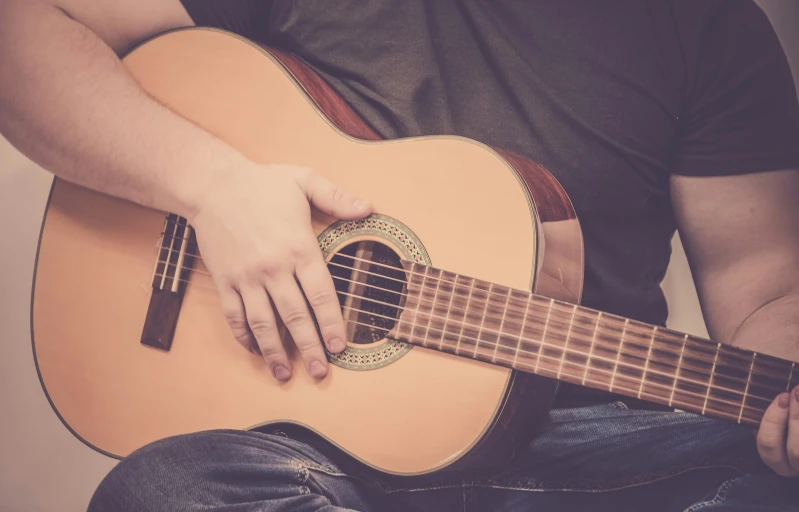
[32,28,583,475]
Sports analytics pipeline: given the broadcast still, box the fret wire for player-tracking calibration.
[738,353,757,424]
[415,317,770,419]
[669,334,688,407]
[513,296,531,369]
[555,305,578,380]
[491,288,512,363]
[438,272,456,352]
[408,268,423,346]
[535,298,555,373]
[422,266,438,347]
[702,343,722,415]
[788,362,796,392]
[348,299,777,405]
[339,314,763,423]
[638,326,657,399]
[454,277,475,356]
[609,319,629,393]
[582,312,602,386]
[161,252,776,372]
[472,283,493,358]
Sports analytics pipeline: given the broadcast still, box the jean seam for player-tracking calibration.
[682,478,736,512]
[479,462,747,493]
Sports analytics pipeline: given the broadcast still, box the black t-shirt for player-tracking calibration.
[180,0,799,406]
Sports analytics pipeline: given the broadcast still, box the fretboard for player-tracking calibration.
[393,262,798,426]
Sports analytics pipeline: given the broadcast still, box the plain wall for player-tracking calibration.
[0,2,796,510]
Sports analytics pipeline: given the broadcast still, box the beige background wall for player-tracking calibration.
[0,2,796,511]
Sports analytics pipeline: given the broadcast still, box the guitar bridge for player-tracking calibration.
[140,214,197,351]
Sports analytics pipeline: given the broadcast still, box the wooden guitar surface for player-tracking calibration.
[32,29,583,475]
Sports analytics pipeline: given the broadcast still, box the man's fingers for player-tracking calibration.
[757,392,794,476]
[219,287,259,354]
[266,273,329,379]
[300,170,372,220]
[788,386,799,474]
[295,252,347,354]
[238,285,292,382]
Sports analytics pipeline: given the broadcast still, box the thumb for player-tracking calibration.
[300,170,373,219]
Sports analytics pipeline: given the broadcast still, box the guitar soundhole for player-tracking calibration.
[327,240,406,345]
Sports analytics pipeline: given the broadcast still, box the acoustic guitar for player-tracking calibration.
[32,28,799,476]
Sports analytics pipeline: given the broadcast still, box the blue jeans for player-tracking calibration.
[87,402,798,511]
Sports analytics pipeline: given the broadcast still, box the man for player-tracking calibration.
[1,0,798,510]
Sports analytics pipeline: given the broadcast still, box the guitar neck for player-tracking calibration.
[394,262,798,426]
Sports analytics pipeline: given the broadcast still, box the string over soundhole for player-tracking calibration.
[317,214,431,370]
[328,240,406,344]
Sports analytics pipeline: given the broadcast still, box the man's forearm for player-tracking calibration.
[0,0,251,219]
[731,294,799,361]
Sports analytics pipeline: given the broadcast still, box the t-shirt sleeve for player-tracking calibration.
[180,0,273,43]
[674,0,799,176]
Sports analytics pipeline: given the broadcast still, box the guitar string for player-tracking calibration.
[332,299,773,405]
[152,258,789,381]
[156,242,772,370]
[296,314,767,421]
[151,267,790,398]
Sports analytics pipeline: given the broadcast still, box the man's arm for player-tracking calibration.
[0,0,372,381]
[671,169,799,476]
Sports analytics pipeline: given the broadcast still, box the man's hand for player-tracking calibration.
[758,386,799,476]
[190,163,372,383]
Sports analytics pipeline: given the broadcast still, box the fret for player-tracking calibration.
[457,278,488,356]
[582,312,602,386]
[637,326,657,399]
[491,287,512,363]
[609,319,629,392]
[669,334,688,407]
[490,288,528,367]
[671,337,716,413]
[738,353,757,424]
[552,305,596,382]
[534,298,555,374]
[474,284,509,362]
[472,283,494,358]
[742,354,796,424]
[581,312,622,390]
[425,267,442,345]
[789,362,796,392]
[705,344,758,420]
[437,271,458,351]
[425,267,449,348]
[411,265,432,346]
[512,291,532,368]
[555,305,577,380]
[533,299,577,380]
[638,328,682,405]
[614,321,652,398]
[702,343,722,415]
[452,275,475,355]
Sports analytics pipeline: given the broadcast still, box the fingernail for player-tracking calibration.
[352,199,369,210]
[328,338,345,352]
[778,393,790,409]
[273,365,291,382]
[309,360,326,378]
